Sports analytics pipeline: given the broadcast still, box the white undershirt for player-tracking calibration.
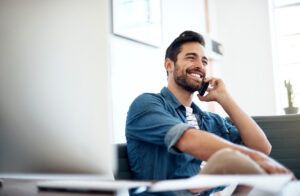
[185,106,206,169]
[185,106,200,129]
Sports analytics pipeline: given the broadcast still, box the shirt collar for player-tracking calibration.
[191,102,204,115]
[160,87,204,114]
[161,87,182,109]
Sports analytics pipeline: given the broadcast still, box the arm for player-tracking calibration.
[197,77,271,155]
[176,77,292,175]
[176,128,292,175]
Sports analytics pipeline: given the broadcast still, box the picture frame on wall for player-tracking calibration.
[111,0,162,48]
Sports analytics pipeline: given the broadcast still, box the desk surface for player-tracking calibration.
[0,179,116,196]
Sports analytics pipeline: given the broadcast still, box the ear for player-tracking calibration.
[164,58,174,75]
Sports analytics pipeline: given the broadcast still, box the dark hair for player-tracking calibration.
[165,30,205,63]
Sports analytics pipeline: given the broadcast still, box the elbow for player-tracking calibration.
[250,140,272,155]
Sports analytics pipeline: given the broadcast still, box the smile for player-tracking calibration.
[191,73,201,78]
[188,72,204,82]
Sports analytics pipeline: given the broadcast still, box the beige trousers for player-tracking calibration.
[200,148,266,175]
[198,148,266,196]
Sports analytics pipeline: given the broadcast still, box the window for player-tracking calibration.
[272,0,300,111]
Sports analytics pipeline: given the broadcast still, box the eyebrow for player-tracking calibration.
[185,52,197,57]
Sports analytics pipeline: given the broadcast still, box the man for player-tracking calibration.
[126,31,293,196]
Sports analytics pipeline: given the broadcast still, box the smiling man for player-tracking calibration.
[125,31,293,196]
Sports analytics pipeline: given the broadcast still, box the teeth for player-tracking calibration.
[191,73,201,78]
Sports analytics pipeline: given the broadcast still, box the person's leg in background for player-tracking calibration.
[200,148,266,175]
[193,148,266,196]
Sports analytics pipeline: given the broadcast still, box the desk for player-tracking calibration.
[0,179,117,196]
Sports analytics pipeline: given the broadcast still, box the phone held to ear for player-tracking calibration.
[198,81,209,96]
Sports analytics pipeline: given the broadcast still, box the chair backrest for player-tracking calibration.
[227,114,300,178]
[115,143,134,180]
[252,114,300,178]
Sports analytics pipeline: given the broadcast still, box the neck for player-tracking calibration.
[167,81,194,107]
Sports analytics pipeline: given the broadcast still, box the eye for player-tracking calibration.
[202,60,208,66]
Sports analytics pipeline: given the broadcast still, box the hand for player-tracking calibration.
[197,77,230,104]
[250,151,296,180]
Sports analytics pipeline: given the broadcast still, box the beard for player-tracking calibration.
[173,63,204,93]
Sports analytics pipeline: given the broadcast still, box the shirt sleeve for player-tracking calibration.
[126,93,193,148]
[203,112,242,145]
[223,118,243,144]
[165,123,193,154]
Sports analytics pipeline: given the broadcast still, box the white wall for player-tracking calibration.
[0,0,114,175]
[111,0,208,143]
[110,35,165,143]
[211,0,276,116]
[161,0,207,45]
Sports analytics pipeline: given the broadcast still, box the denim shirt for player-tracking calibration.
[126,87,242,196]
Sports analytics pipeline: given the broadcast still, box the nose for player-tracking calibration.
[195,60,205,70]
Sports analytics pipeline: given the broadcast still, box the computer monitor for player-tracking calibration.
[0,0,114,179]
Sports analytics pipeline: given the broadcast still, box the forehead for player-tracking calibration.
[178,42,206,57]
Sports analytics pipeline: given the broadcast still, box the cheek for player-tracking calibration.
[175,62,189,71]
[203,67,208,75]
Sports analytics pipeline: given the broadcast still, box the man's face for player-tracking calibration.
[172,42,208,93]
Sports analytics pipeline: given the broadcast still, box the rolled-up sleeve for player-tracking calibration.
[164,123,193,154]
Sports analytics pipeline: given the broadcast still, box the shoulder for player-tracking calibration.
[126,92,169,124]
[130,92,166,108]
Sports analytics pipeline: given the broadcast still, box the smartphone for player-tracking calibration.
[198,81,209,96]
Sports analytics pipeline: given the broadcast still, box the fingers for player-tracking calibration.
[255,160,296,182]
[257,159,295,178]
[204,77,221,86]
[197,77,224,102]
[202,77,224,94]
[252,152,295,177]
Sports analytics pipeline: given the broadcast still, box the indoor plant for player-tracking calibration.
[284,80,298,114]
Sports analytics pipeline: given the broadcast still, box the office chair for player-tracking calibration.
[115,143,134,180]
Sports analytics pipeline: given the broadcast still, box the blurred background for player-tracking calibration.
[1,0,299,143]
